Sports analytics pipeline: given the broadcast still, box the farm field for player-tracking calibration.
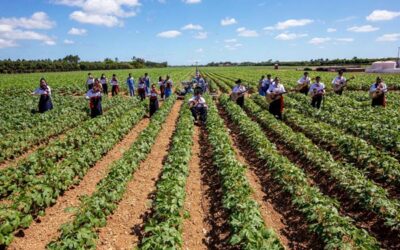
[0,66,400,250]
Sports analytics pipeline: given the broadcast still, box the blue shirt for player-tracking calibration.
[127,77,135,88]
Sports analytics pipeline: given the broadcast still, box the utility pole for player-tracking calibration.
[195,61,198,72]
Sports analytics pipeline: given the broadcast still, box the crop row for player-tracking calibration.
[218,93,379,249]
[0,98,147,246]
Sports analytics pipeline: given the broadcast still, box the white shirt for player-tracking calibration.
[369,82,388,93]
[138,82,146,89]
[110,79,119,86]
[188,96,207,108]
[297,76,311,85]
[158,81,165,87]
[332,76,346,86]
[267,83,286,95]
[33,86,51,96]
[100,78,107,84]
[165,80,173,88]
[309,82,325,94]
[86,77,94,85]
[86,89,102,99]
[232,85,246,93]
[262,79,273,88]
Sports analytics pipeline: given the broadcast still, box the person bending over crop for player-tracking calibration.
[126,73,135,97]
[297,72,311,95]
[267,77,286,120]
[32,78,53,113]
[231,79,247,108]
[110,74,119,96]
[309,76,325,109]
[189,91,208,125]
[138,77,146,101]
[86,72,94,90]
[149,84,159,117]
[165,75,173,98]
[369,77,387,107]
[100,74,108,95]
[158,76,165,99]
[86,79,103,118]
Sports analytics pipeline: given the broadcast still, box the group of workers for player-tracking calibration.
[32,70,389,124]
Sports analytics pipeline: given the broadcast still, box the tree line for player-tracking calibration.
[0,55,168,74]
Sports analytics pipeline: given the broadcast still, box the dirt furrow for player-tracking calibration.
[96,100,182,250]
[8,117,150,250]
[182,126,208,250]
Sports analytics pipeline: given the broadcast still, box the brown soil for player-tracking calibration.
[182,126,208,250]
[8,117,150,250]
[96,100,182,250]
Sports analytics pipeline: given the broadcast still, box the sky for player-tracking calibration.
[0,0,399,65]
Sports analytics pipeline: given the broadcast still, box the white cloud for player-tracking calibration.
[181,23,203,30]
[309,37,331,45]
[224,38,237,43]
[0,12,55,30]
[0,38,18,49]
[221,17,237,26]
[53,0,140,27]
[335,16,357,22]
[265,19,313,30]
[236,27,258,37]
[225,43,242,50]
[275,32,307,41]
[347,25,379,32]
[335,38,354,42]
[68,27,87,35]
[327,28,337,33]
[263,26,275,30]
[64,39,75,44]
[367,10,400,21]
[376,33,400,42]
[193,31,207,39]
[182,0,201,4]
[157,30,181,38]
[196,48,203,53]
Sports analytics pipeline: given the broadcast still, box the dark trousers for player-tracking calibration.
[299,86,309,95]
[236,96,244,108]
[138,89,146,101]
[334,89,343,95]
[90,98,102,118]
[149,98,159,117]
[311,95,323,109]
[191,107,207,123]
[102,84,108,95]
[160,86,165,99]
[269,98,283,120]
[88,84,93,90]
[38,95,53,113]
[372,95,386,107]
[111,85,119,96]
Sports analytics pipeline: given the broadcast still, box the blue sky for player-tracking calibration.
[0,0,399,65]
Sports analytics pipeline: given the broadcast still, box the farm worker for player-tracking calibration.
[189,91,208,125]
[369,77,387,107]
[86,79,103,118]
[262,74,273,96]
[267,77,286,120]
[231,79,247,108]
[198,76,207,93]
[100,74,108,95]
[138,77,146,101]
[86,72,95,90]
[149,84,159,117]
[110,74,119,96]
[158,76,165,99]
[309,76,325,109]
[144,73,151,95]
[126,73,135,97]
[32,78,53,113]
[165,75,173,98]
[258,75,266,96]
[332,70,351,95]
[297,72,311,95]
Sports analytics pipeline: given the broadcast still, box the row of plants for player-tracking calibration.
[0,97,148,246]
[204,95,284,249]
[46,95,177,249]
[217,93,379,249]
[140,96,194,249]
[244,97,400,231]
[252,95,400,189]
[0,97,143,198]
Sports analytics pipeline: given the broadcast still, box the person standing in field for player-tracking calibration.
[137,77,146,101]
[231,79,247,108]
[126,73,135,97]
[369,76,388,107]
[198,75,207,93]
[158,76,165,99]
[144,73,151,95]
[189,91,208,125]
[86,73,95,90]
[165,75,173,98]
[297,72,311,95]
[309,76,325,109]
[258,75,266,96]
[267,77,286,120]
[110,74,119,96]
[100,74,108,95]
[32,78,53,113]
[86,79,103,118]
[332,70,353,95]
[149,84,159,117]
